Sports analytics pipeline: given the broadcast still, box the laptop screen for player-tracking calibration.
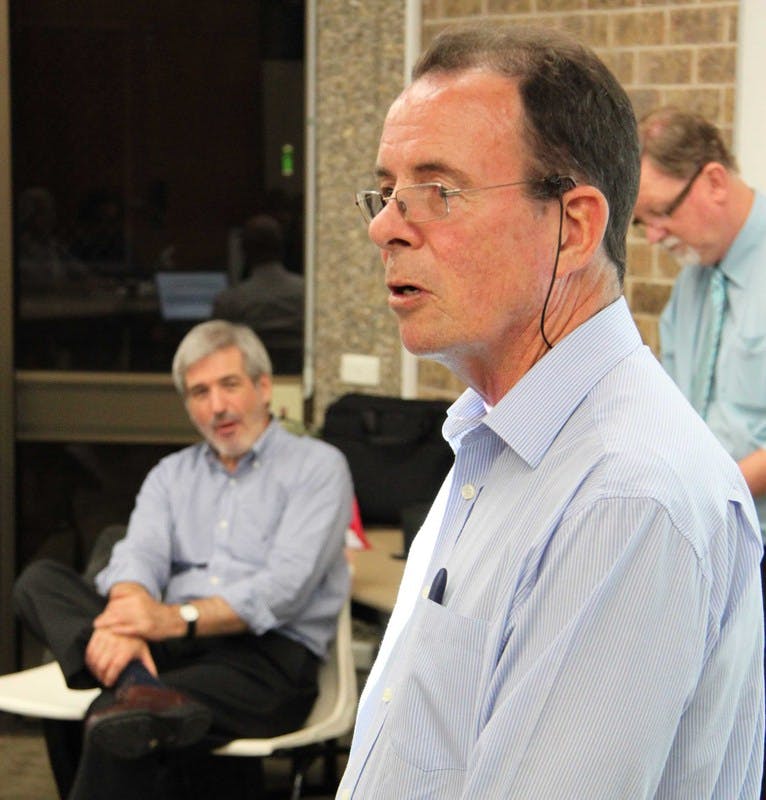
[155,271,228,321]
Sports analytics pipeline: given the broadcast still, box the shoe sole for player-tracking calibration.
[87,704,213,759]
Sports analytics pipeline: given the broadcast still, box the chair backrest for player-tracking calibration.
[214,598,358,756]
[303,598,357,730]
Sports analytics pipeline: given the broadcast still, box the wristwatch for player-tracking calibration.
[179,603,200,639]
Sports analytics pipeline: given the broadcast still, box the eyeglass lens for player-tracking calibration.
[396,185,447,222]
[356,192,384,222]
[356,184,448,224]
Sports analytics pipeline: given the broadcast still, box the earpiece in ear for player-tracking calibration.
[542,175,576,196]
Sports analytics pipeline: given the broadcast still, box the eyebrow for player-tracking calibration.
[374,160,473,186]
[186,372,242,393]
[631,200,661,226]
[631,204,666,227]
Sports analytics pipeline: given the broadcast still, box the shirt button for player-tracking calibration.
[210,576,220,585]
[382,687,393,703]
[461,483,476,500]
[219,520,228,529]
[339,790,351,800]
[421,585,429,599]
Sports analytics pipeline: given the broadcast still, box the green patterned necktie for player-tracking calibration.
[691,267,726,419]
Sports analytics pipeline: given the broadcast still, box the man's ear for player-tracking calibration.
[701,161,729,203]
[257,373,273,406]
[556,186,609,276]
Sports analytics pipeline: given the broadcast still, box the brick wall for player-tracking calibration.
[417,0,739,399]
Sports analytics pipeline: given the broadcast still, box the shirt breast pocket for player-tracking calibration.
[228,494,284,560]
[722,332,766,411]
[388,598,489,773]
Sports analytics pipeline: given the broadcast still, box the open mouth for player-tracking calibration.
[214,419,239,437]
[387,276,426,307]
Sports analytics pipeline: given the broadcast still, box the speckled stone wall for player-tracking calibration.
[311,1,407,425]
[312,2,739,410]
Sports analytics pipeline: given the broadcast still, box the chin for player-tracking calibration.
[209,438,241,459]
[662,238,702,269]
[401,337,443,361]
[399,322,443,355]
[676,249,702,269]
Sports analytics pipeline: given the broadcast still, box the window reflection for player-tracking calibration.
[11,0,305,374]
[212,214,304,374]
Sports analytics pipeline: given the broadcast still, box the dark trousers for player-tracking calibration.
[13,560,319,800]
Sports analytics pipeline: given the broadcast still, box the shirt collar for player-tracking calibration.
[445,297,642,468]
[718,190,766,288]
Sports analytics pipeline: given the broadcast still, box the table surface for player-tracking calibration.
[350,527,406,615]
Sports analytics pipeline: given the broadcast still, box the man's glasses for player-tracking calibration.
[355,177,572,225]
[642,163,706,225]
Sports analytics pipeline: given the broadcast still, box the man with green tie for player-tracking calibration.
[633,107,766,545]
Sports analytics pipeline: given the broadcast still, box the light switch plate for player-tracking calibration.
[340,353,381,386]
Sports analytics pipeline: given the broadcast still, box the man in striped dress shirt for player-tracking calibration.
[341,23,764,799]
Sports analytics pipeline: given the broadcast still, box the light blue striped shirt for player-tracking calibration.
[95,421,353,658]
[661,190,766,541]
[338,298,764,799]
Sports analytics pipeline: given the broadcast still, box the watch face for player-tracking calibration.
[180,604,199,623]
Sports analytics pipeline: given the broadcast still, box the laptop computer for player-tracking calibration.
[155,271,228,321]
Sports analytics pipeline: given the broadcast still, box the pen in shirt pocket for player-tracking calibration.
[427,567,447,605]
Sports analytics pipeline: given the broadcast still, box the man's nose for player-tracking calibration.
[368,198,417,251]
[643,221,667,245]
[209,386,227,413]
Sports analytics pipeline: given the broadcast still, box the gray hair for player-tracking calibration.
[171,320,272,395]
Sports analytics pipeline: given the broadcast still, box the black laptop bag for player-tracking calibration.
[322,393,454,526]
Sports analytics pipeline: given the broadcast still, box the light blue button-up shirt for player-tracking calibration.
[661,191,766,541]
[95,421,353,658]
[338,298,764,799]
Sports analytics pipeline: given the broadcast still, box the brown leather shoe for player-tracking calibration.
[85,684,213,759]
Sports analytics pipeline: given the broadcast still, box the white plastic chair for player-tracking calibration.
[0,659,98,720]
[214,600,358,798]
[0,601,357,800]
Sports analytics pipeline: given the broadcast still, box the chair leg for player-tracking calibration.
[322,740,338,789]
[290,769,305,800]
[288,749,317,800]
